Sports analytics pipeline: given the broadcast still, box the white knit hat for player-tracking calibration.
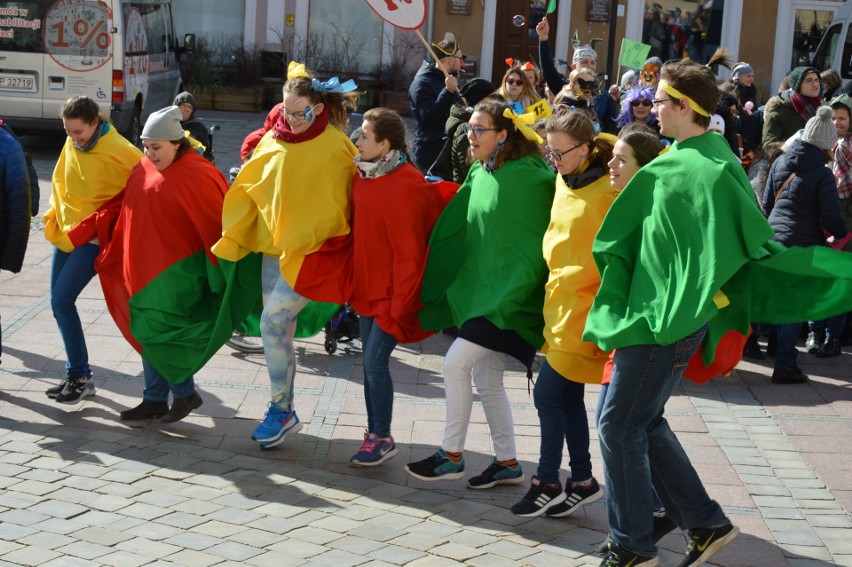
[709,114,725,135]
[141,106,185,141]
[802,106,838,151]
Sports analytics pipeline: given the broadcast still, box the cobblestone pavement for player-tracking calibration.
[1,110,849,566]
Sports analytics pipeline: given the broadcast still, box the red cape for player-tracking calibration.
[349,162,458,343]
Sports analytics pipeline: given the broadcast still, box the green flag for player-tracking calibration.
[547,0,557,14]
[619,38,652,69]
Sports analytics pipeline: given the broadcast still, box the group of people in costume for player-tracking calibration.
[36,26,852,567]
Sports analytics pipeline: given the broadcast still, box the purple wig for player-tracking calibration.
[616,85,658,129]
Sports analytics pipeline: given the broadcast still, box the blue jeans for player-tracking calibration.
[359,316,398,437]
[598,325,727,556]
[50,244,98,377]
[260,255,309,413]
[534,360,591,484]
[809,315,847,339]
[142,358,196,402]
[775,322,803,368]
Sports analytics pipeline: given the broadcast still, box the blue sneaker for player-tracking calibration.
[405,448,465,481]
[350,431,398,467]
[251,404,303,448]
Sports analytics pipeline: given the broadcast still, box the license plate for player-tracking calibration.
[0,74,37,92]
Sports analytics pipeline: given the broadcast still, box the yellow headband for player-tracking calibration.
[502,108,543,144]
[287,61,310,80]
[660,83,710,117]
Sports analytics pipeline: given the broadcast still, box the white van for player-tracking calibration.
[0,0,187,144]
[811,1,852,85]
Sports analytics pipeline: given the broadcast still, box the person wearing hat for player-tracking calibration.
[173,91,212,161]
[68,105,230,422]
[763,106,850,376]
[44,95,143,405]
[427,77,496,182]
[763,66,822,147]
[830,93,852,252]
[408,32,463,172]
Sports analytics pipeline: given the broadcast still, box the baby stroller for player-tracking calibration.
[324,303,360,354]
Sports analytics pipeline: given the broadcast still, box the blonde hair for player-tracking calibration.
[497,67,541,108]
[283,76,359,130]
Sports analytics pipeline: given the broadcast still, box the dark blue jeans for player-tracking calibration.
[142,358,196,402]
[598,325,727,556]
[534,359,591,484]
[775,322,803,368]
[359,316,398,438]
[50,244,98,377]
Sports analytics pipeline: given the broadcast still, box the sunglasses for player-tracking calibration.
[462,123,500,138]
[280,103,318,121]
[506,78,523,86]
[631,99,653,107]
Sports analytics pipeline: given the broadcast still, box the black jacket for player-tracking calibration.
[1,121,39,216]
[0,128,31,273]
[764,138,849,247]
[408,60,459,172]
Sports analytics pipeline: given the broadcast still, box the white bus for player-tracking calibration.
[0,0,189,144]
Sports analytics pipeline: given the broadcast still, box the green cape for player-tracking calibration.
[420,154,555,348]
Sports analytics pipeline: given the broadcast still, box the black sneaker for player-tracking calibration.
[546,477,604,518]
[595,510,678,555]
[511,475,566,517]
[805,331,824,353]
[55,375,95,404]
[676,523,739,567]
[600,543,659,566]
[815,336,841,358]
[45,378,71,399]
[405,449,465,481]
[467,458,524,489]
[771,365,807,384]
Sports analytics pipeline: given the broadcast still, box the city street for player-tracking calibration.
[0,109,850,567]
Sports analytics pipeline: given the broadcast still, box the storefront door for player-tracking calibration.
[491,0,558,85]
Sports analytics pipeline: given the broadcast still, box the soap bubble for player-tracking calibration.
[512,14,526,28]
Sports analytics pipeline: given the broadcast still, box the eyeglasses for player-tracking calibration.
[462,123,500,138]
[652,97,678,108]
[280,103,318,121]
[506,78,523,86]
[802,77,821,85]
[631,99,653,107]
[545,142,585,161]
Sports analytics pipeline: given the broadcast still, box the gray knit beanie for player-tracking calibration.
[173,91,197,110]
[141,106,185,141]
[801,106,837,151]
[731,62,754,80]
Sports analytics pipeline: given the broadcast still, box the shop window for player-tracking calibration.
[171,0,245,43]
[642,1,724,64]
[306,0,383,77]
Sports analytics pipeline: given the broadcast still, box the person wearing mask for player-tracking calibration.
[408,33,463,172]
[0,127,31,366]
[44,96,143,404]
[69,106,227,422]
[763,67,822,147]
[348,107,458,466]
[407,100,555,489]
[509,108,614,519]
[173,91,213,161]
[586,50,744,567]
[213,63,358,448]
[763,107,849,373]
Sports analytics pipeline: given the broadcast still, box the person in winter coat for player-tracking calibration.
[763,106,850,380]
[763,67,822,147]
[408,34,463,172]
[830,93,852,252]
[0,119,39,216]
[44,96,143,404]
[0,127,31,365]
[173,91,213,161]
[427,78,496,183]
[348,107,458,467]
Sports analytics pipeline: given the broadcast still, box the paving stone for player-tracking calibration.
[266,538,329,558]
[430,542,483,561]
[75,526,135,546]
[96,549,151,567]
[158,549,223,567]
[0,546,61,566]
[55,540,115,560]
[244,550,310,567]
[192,520,248,538]
[0,509,50,526]
[163,531,223,551]
[479,539,540,560]
[773,530,824,546]
[204,541,264,561]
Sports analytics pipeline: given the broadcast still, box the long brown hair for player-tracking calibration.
[59,95,107,124]
[473,99,540,169]
[545,106,614,169]
[283,76,359,131]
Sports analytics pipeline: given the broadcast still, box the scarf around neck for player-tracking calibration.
[790,91,821,119]
[272,108,330,143]
[75,120,107,152]
[355,149,406,178]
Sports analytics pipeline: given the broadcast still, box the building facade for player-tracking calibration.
[173,0,848,104]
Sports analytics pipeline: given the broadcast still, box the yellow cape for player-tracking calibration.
[542,172,619,383]
[212,125,357,287]
[44,127,143,252]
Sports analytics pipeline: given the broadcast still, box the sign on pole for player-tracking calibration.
[364,0,428,30]
[619,38,652,70]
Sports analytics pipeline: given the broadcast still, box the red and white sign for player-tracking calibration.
[364,0,427,30]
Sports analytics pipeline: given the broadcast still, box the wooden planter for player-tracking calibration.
[194,85,265,112]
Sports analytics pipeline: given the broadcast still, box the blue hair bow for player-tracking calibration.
[311,77,358,93]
